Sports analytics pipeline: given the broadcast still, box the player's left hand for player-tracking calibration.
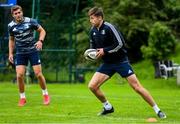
[96,48,104,58]
[35,40,43,50]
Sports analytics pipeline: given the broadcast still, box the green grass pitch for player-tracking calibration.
[0,74,180,123]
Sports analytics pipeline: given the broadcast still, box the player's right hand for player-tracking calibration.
[9,54,14,64]
[96,48,104,58]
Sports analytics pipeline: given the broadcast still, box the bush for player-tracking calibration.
[141,22,176,60]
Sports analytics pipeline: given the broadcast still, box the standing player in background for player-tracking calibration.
[8,5,50,106]
[87,6,166,118]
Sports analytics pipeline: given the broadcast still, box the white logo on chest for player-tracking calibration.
[12,28,17,32]
[101,30,105,35]
[24,24,29,29]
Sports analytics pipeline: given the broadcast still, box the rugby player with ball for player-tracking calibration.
[85,6,166,119]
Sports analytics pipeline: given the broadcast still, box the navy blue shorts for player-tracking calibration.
[15,51,41,66]
[97,62,134,78]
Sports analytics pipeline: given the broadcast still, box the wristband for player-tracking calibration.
[39,40,43,43]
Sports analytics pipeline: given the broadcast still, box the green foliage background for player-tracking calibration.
[141,22,176,60]
[75,0,180,63]
[0,0,180,65]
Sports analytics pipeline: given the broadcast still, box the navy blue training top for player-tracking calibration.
[8,17,40,54]
[89,21,128,64]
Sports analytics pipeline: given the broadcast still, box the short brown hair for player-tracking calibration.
[88,6,104,18]
[11,5,23,14]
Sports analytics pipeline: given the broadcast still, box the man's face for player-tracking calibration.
[12,9,23,22]
[89,15,102,27]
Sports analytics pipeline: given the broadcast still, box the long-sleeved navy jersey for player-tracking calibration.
[89,21,128,64]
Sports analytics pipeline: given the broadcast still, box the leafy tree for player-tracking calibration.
[141,22,176,60]
[3,0,179,65]
[76,0,180,62]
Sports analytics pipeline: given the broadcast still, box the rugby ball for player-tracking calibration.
[84,49,98,61]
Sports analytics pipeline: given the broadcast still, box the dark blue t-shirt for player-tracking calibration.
[8,17,40,54]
